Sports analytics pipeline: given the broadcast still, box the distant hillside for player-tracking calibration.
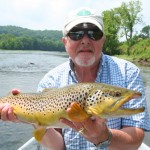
[0,25,65,51]
[0,25,63,40]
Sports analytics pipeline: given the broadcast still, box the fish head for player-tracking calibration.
[86,84,144,118]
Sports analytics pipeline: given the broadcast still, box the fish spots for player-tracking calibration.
[80,94,82,98]
[86,89,110,107]
[102,89,122,98]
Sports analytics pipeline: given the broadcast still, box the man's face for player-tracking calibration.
[62,23,105,67]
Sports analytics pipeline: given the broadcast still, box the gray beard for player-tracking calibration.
[74,56,96,67]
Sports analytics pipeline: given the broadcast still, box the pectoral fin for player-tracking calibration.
[67,101,90,122]
[33,127,47,142]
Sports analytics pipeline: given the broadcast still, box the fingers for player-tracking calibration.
[60,116,108,137]
[82,117,107,135]
[60,118,76,129]
[11,89,21,95]
[84,116,107,129]
[7,106,17,120]
[60,118,85,133]
[0,103,17,122]
[0,88,20,122]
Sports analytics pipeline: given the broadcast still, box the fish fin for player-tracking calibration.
[67,101,90,122]
[33,127,47,142]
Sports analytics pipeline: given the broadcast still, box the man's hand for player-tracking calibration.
[0,89,20,122]
[60,111,109,145]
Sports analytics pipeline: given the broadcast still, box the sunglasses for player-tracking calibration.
[67,29,103,41]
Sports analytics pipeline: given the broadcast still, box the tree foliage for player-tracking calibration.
[141,25,150,38]
[115,0,142,40]
[0,26,65,51]
[114,0,143,55]
[102,10,120,55]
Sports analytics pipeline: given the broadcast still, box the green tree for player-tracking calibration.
[102,10,120,55]
[115,0,143,55]
[141,25,150,38]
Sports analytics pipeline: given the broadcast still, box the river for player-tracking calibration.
[0,50,149,150]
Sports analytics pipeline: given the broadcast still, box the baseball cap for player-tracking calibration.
[63,7,104,36]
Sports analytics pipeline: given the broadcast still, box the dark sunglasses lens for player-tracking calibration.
[68,30,103,41]
[68,31,84,41]
[88,30,103,40]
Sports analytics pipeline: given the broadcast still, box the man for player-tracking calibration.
[0,7,150,150]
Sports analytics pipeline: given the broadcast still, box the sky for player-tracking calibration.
[0,0,149,32]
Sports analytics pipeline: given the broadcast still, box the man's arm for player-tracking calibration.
[109,126,144,150]
[40,128,65,150]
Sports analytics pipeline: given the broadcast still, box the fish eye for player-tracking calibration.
[115,92,121,97]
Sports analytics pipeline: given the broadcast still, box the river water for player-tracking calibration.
[0,50,149,150]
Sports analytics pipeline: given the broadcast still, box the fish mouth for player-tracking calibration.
[131,91,142,99]
[124,91,142,103]
[105,91,145,117]
[110,91,142,112]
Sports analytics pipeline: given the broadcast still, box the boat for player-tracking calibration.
[18,137,150,150]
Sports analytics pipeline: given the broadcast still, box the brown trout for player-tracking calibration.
[0,82,145,142]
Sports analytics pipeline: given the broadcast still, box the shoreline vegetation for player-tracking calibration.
[115,55,150,67]
[117,38,150,67]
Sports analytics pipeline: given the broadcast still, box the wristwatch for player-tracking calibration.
[94,130,113,149]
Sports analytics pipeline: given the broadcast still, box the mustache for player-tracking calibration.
[78,46,93,52]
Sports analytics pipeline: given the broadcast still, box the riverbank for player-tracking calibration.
[133,58,150,67]
[115,55,150,67]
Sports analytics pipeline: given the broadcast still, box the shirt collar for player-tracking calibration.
[69,57,74,72]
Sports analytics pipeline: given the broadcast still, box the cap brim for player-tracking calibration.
[65,17,103,34]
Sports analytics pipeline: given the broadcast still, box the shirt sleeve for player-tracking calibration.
[37,73,56,92]
[122,63,150,131]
